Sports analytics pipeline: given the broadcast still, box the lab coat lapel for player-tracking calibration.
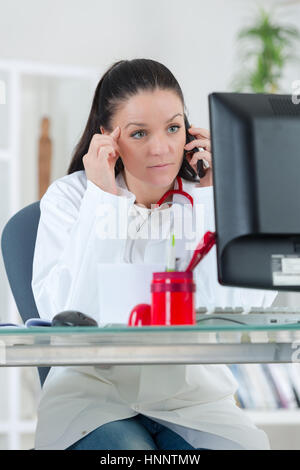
[116,172,198,266]
[171,179,199,269]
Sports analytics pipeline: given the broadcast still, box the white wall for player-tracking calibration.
[0,0,299,127]
[1,0,300,206]
[2,0,299,299]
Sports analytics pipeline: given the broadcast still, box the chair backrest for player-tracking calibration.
[1,201,50,386]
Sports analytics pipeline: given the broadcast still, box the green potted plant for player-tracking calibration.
[231,6,300,93]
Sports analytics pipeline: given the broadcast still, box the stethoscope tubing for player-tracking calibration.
[156,176,194,208]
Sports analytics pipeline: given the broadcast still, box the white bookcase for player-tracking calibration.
[0,59,99,450]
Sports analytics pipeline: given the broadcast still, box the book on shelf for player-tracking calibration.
[229,364,300,410]
[263,364,298,409]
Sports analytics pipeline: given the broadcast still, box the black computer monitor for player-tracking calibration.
[208,92,300,291]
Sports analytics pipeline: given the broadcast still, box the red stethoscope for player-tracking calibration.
[150,175,216,272]
[135,175,193,232]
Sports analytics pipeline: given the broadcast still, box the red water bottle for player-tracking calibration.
[151,271,196,325]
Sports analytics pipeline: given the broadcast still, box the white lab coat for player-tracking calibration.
[31,169,278,450]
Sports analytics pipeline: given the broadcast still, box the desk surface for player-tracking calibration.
[0,323,300,366]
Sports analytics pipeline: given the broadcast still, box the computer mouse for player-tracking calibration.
[51,311,98,327]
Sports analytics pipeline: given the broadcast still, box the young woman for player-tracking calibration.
[31,59,277,450]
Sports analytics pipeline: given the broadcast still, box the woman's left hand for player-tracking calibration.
[184,125,213,187]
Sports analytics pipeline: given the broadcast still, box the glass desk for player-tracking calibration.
[0,323,300,366]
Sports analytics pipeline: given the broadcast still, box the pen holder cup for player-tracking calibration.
[128,271,196,327]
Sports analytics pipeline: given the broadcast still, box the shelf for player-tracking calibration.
[0,324,300,366]
[0,420,36,433]
[0,58,99,79]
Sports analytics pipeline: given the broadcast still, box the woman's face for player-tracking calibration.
[107,89,186,189]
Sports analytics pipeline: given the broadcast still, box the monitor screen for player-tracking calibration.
[208,92,300,291]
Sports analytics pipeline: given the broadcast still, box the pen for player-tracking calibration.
[166,233,176,272]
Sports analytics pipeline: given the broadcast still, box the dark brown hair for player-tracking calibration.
[67,58,198,181]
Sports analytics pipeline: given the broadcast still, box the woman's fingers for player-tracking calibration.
[188,126,210,138]
[188,147,213,187]
[184,138,211,152]
[98,145,118,159]
[189,150,212,168]
[110,126,121,142]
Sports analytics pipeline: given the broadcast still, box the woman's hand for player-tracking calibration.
[82,126,121,195]
[184,125,213,187]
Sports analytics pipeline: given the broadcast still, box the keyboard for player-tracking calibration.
[195,306,300,326]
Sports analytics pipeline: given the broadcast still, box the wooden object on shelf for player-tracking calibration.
[38,116,52,200]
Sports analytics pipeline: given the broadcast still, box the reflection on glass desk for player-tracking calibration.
[0,322,300,366]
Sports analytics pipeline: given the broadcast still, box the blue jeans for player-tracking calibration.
[67,414,208,450]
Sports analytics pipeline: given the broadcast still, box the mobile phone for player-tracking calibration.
[184,115,206,178]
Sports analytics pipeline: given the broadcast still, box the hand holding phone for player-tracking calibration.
[184,115,211,179]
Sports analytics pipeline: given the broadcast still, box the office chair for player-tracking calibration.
[1,201,50,386]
